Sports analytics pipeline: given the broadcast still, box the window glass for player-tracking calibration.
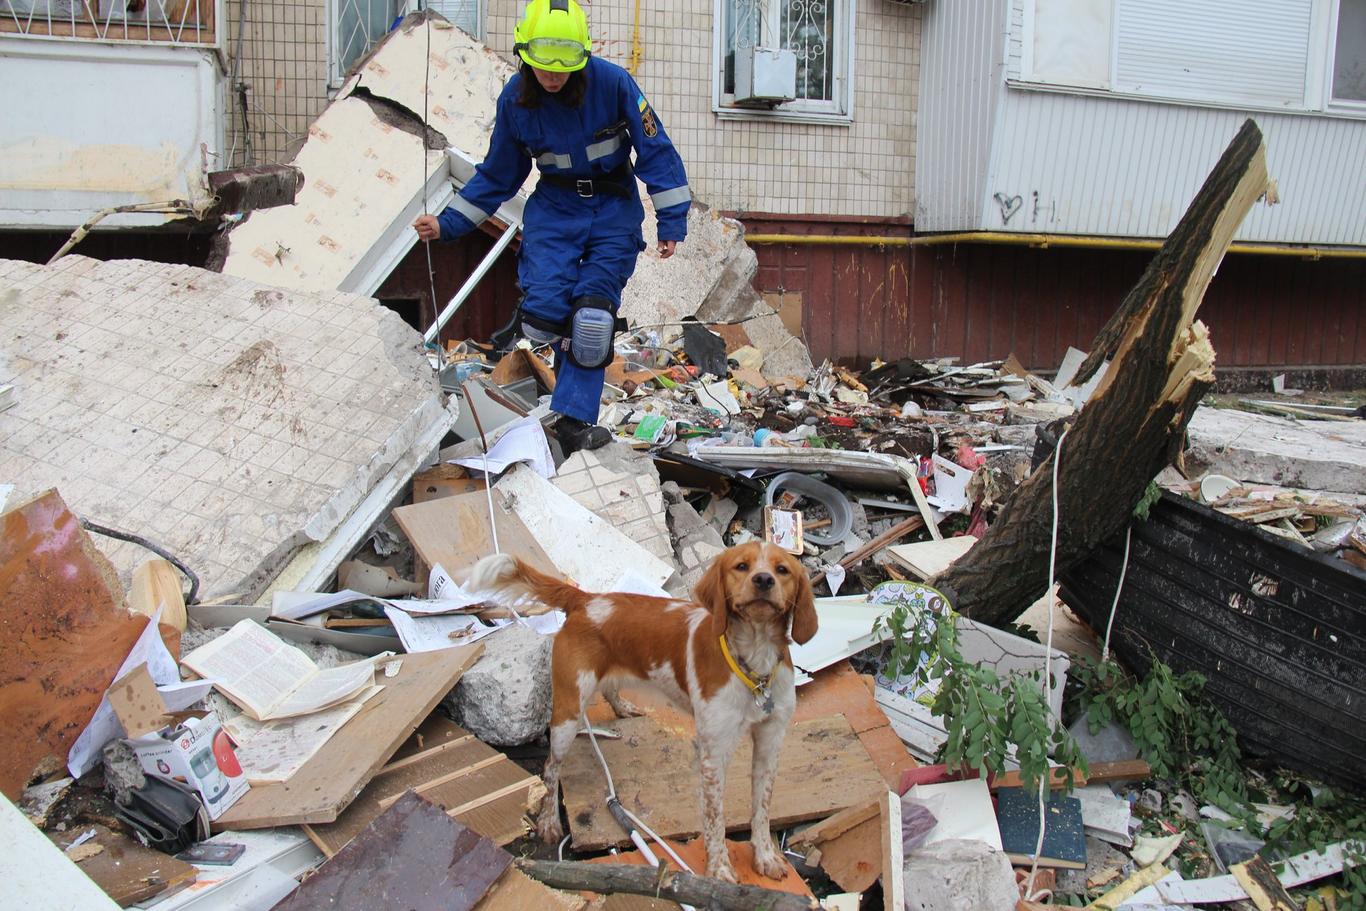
[1333,0,1366,101]
[782,0,833,101]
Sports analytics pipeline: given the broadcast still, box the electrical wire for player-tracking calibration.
[1102,524,1132,663]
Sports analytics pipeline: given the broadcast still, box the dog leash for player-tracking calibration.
[718,634,775,714]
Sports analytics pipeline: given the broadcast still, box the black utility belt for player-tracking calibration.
[540,168,634,199]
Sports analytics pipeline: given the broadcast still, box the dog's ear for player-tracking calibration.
[788,561,818,645]
[693,554,730,639]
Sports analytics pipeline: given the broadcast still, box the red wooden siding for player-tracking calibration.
[742,215,1366,372]
[376,227,522,344]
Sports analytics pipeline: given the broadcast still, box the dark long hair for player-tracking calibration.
[515,61,587,108]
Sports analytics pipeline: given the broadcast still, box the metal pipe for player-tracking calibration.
[423,220,520,347]
[743,230,1366,259]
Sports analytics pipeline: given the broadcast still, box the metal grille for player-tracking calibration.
[0,0,215,44]
[330,0,402,85]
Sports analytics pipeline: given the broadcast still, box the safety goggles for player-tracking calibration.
[520,36,588,69]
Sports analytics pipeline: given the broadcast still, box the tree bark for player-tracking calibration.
[932,119,1271,628]
[515,859,822,911]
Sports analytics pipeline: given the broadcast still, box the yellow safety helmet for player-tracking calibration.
[514,0,591,73]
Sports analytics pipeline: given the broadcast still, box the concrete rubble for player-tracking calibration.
[3,13,1364,911]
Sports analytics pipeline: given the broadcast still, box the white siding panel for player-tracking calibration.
[1114,0,1312,108]
[986,90,1366,245]
[916,0,1006,231]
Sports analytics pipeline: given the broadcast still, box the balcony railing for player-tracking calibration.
[1,0,217,46]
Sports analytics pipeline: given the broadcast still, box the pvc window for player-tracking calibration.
[712,0,856,124]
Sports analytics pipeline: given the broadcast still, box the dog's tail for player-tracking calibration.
[467,553,594,614]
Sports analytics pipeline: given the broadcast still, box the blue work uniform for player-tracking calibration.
[435,56,691,424]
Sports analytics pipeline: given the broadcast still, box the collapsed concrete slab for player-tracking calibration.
[552,447,674,570]
[901,839,1020,911]
[1184,406,1366,496]
[0,256,454,600]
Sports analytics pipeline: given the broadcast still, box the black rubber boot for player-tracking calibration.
[555,415,613,454]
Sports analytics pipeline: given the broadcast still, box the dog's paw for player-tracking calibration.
[707,860,739,884]
[752,845,786,881]
[609,698,644,718]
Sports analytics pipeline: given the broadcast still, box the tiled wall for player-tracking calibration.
[230,0,920,217]
[222,0,332,166]
[490,0,921,217]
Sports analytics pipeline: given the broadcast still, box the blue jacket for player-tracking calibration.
[438,57,690,243]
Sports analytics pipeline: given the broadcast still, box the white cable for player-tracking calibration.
[1026,425,1068,901]
[1101,524,1132,663]
[580,712,697,885]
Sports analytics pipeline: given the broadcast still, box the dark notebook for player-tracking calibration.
[994,786,1088,869]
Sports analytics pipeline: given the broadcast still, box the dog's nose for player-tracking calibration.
[752,572,774,591]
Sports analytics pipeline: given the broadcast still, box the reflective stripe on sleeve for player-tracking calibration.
[452,194,492,226]
[586,134,624,161]
[650,185,691,210]
[537,151,573,169]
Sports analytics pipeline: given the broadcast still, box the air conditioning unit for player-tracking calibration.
[734,46,797,106]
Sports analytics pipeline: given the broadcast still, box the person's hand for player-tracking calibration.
[413,214,440,242]
[657,239,677,259]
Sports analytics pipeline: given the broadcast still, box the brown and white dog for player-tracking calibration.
[468,541,817,882]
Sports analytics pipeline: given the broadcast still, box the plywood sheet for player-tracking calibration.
[886,537,978,580]
[560,714,886,851]
[475,867,586,911]
[304,718,537,855]
[0,489,168,798]
[392,490,559,585]
[213,645,482,829]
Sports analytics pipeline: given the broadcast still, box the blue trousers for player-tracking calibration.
[518,188,646,424]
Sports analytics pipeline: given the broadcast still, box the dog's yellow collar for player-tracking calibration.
[718,634,775,695]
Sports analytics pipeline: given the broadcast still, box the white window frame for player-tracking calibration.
[1012,0,1366,120]
[711,0,857,125]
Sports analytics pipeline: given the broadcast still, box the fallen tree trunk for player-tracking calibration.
[932,118,1271,628]
[515,859,821,911]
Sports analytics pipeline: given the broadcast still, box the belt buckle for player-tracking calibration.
[575,179,593,198]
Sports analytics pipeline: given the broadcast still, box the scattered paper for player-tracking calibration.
[68,608,216,778]
[449,415,555,478]
[271,589,375,622]
[824,564,847,596]
[696,379,740,415]
[382,606,502,652]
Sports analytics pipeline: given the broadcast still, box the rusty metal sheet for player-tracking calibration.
[272,790,512,911]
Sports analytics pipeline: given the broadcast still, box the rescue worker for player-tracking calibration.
[414,0,690,454]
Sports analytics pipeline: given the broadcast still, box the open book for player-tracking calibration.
[181,619,376,721]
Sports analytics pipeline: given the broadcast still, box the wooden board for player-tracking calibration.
[795,802,882,893]
[412,463,488,504]
[212,645,482,829]
[50,824,198,907]
[886,537,978,580]
[560,714,887,851]
[475,868,585,911]
[304,717,538,855]
[0,489,176,798]
[392,490,559,585]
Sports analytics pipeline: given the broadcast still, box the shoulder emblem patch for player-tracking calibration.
[641,107,658,138]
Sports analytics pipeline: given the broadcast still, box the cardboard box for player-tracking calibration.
[115,666,249,821]
[130,713,248,820]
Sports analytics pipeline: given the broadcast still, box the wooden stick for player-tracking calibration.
[515,859,821,911]
[811,515,925,589]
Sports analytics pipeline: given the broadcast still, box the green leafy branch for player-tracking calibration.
[874,599,1087,793]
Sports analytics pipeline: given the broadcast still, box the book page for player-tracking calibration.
[268,660,376,719]
[221,686,381,783]
[181,620,317,719]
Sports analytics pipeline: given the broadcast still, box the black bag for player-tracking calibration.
[115,774,210,854]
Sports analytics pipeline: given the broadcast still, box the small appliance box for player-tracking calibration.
[129,713,249,820]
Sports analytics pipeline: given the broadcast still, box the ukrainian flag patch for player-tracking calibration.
[637,94,648,112]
